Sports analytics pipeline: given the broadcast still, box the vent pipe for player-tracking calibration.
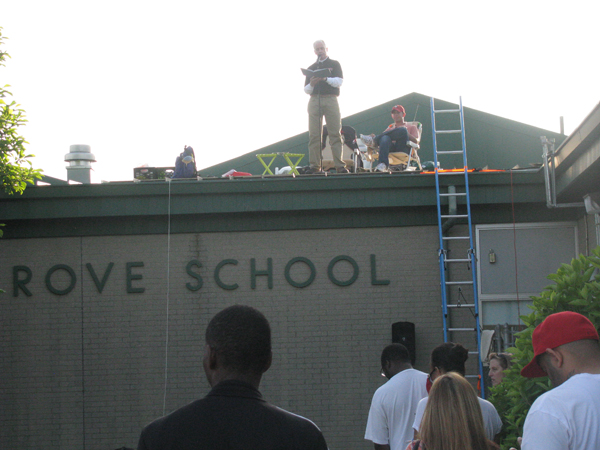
[560,116,564,135]
[65,144,96,184]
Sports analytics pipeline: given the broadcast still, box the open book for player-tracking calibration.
[301,68,332,78]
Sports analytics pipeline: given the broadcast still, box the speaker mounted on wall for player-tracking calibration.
[392,321,416,365]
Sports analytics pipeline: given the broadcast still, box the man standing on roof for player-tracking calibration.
[304,40,347,174]
[519,311,600,450]
[361,105,420,172]
[365,343,428,450]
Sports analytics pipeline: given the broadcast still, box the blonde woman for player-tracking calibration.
[407,372,498,450]
[412,343,502,442]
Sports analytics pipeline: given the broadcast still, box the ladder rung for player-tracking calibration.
[439,192,467,197]
[445,281,474,285]
[445,258,471,262]
[441,214,469,218]
[436,171,467,176]
[448,327,477,331]
[437,150,464,155]
[443,236,470,240]
[433,109,461,114]
[447,304,476,308]
[435,129,462,134]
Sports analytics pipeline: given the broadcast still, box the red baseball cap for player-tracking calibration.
[392,105,405,114]
[521,311,599,378]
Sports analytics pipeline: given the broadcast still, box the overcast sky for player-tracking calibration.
[2,1,598,183]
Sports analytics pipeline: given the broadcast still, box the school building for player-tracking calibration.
[1,93,599,449]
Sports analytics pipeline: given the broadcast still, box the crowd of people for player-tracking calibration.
[136,303,600,450]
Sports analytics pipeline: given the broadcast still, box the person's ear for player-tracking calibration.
[545,348,564,368]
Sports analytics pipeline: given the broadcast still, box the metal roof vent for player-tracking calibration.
[65,144,96,184]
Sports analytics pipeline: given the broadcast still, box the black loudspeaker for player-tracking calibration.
[392,322,416,365]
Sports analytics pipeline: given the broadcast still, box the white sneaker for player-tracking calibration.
[360,134,377,148]
[375,163,388,172]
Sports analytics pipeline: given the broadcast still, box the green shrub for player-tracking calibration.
[489,246,600,450]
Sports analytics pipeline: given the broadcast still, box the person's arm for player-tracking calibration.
[325,77,343,88]
[305,76,329,94]
[407,124,420,143]
[365,393,391,450]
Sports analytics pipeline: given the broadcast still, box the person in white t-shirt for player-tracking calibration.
[519,311,600,450]
[365,343,428,450]
[412,342,502,442]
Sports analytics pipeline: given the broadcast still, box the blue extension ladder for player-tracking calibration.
[430,97,485,397]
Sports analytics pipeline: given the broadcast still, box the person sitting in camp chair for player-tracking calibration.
[360,105,420,172]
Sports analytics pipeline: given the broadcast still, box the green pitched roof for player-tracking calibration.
[201,92,566,176]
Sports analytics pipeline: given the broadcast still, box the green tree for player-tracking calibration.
[490,246,600,449]
[0,27,42,195]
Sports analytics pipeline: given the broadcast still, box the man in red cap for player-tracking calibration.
[520,311,600,450]
[360,105,420,172]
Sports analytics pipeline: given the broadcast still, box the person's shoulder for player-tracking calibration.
[387,369,427,388]
[479,397,497,409]
[271,403,323,429]
[477,397,498,415]
[269,404,327,444]
[372,378,395,398]
[405,368,428,379]
[571,372,600,382]
[540,373,600,402]
[143,397,204,429]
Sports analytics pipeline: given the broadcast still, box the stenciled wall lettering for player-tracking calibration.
[12,254,389,297]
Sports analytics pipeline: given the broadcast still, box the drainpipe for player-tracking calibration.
[540,136,584,209]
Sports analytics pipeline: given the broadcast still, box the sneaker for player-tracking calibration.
[375,163,388,172]
[336,167,350,174]
[360,134,377,148]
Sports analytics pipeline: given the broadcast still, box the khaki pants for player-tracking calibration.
[307,95,344,169]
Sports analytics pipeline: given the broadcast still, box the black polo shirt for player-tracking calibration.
[304,58,343,96]
[138,380,329,450]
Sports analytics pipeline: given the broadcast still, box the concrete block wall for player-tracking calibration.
[1,226,444,450]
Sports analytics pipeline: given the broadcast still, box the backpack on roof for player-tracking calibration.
[172,145,197,179]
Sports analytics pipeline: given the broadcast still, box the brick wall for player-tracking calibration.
[1,226,444,450]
